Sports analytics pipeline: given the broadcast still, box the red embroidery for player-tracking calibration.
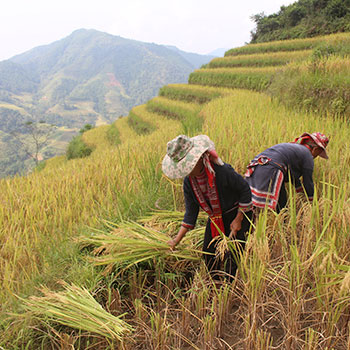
[190,174,225,238]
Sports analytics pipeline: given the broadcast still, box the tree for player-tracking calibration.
[10,120,56,166]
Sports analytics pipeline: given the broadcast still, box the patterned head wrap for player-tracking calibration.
[293,132,329,159]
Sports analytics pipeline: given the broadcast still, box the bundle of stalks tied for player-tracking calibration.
[79,217,204,274]
[20,281,133,340]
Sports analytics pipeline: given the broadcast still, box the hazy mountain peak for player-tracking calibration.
[207,48,228,57]
[0,29,216,177]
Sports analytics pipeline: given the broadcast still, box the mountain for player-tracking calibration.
[0,29,214,177]
[5,28,212,124]
[207,48,228,57]
[165,45,215,67]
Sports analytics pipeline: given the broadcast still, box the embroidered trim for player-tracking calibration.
[181,222,194,230]
[250,170,284,210]
[239,201,253,212]
[245,156,287,178]
[189,173,225,238]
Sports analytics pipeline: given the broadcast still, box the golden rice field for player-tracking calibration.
[129,104,175,126]
[159,83,233,104]
[0,113,182,299]
[114,116,139,143]
[288,55,350,74]
[146,96,202,119]
[188,67,278,91]
[207,50,312,68]
[225,32,350,56]
[1,32,350,349]
[191,66,281,74]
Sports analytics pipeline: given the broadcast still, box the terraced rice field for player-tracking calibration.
[2,32,350,349]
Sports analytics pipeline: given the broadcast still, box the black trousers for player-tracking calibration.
[203,210,253,281]
[276,182,287,213]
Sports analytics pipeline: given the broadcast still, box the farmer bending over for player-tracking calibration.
[162,135,253,280]
[244,132,329,213]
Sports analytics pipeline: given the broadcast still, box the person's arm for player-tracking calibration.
[298,152,315,201]
[226,165,252,237]
[301,168,314,201]
[229,211,244,238]
[168,178,199,249]
[294,177,303,193]
[168,225,189,250]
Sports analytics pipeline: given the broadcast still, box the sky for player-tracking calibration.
[0,0,296,61]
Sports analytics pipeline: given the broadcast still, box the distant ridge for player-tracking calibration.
[207,48,228,57]
[1,28,215,121]
[0,28,214,177]
[165,45,215,67]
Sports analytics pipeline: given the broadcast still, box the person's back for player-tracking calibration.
[258,143,314,186]
[245,133,329,212]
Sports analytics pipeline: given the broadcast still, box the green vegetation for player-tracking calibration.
[0,107,27,134]
[226,36,321,56]
[79,123,94,134]
[33,160,46,172]
[65,123,97,159]
[250,0,350,43]
[106,123,121,146]
[146,97,200,121]
[196,33,350,118]
[146,96,203,134]
[159,84,225,104]
[3,87,349,348]
[66,135,93,160]
[207,50,311,68]
[226,32,350,56]
[269,55,350,116]
[0,60,38,93]
[188,67,276,91]
[127,109,156,135]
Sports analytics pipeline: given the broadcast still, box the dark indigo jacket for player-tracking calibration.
[182,163,252,229]
[257,143,314,198]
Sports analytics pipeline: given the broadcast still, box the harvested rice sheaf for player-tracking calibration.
[79,217,205,273]
[20,282,133,340]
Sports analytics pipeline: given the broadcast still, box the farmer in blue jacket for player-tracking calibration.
[162,135,253,280]
[245,132,329,213]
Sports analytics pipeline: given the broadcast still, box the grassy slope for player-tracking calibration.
[1,32,350,348]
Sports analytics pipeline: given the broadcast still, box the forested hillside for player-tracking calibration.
[251,0,350,43]
[0,29,214,177]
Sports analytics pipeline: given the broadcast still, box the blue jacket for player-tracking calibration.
[256,143,314,198]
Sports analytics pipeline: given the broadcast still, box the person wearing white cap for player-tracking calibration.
[162,134,253,280]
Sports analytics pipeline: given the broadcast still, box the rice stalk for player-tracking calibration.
[304,328,319,350]
[202,313,217,349]
[19,282,133,341]
[149,309,170,350]
[78,220,202,274]
[138,209,207,233]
